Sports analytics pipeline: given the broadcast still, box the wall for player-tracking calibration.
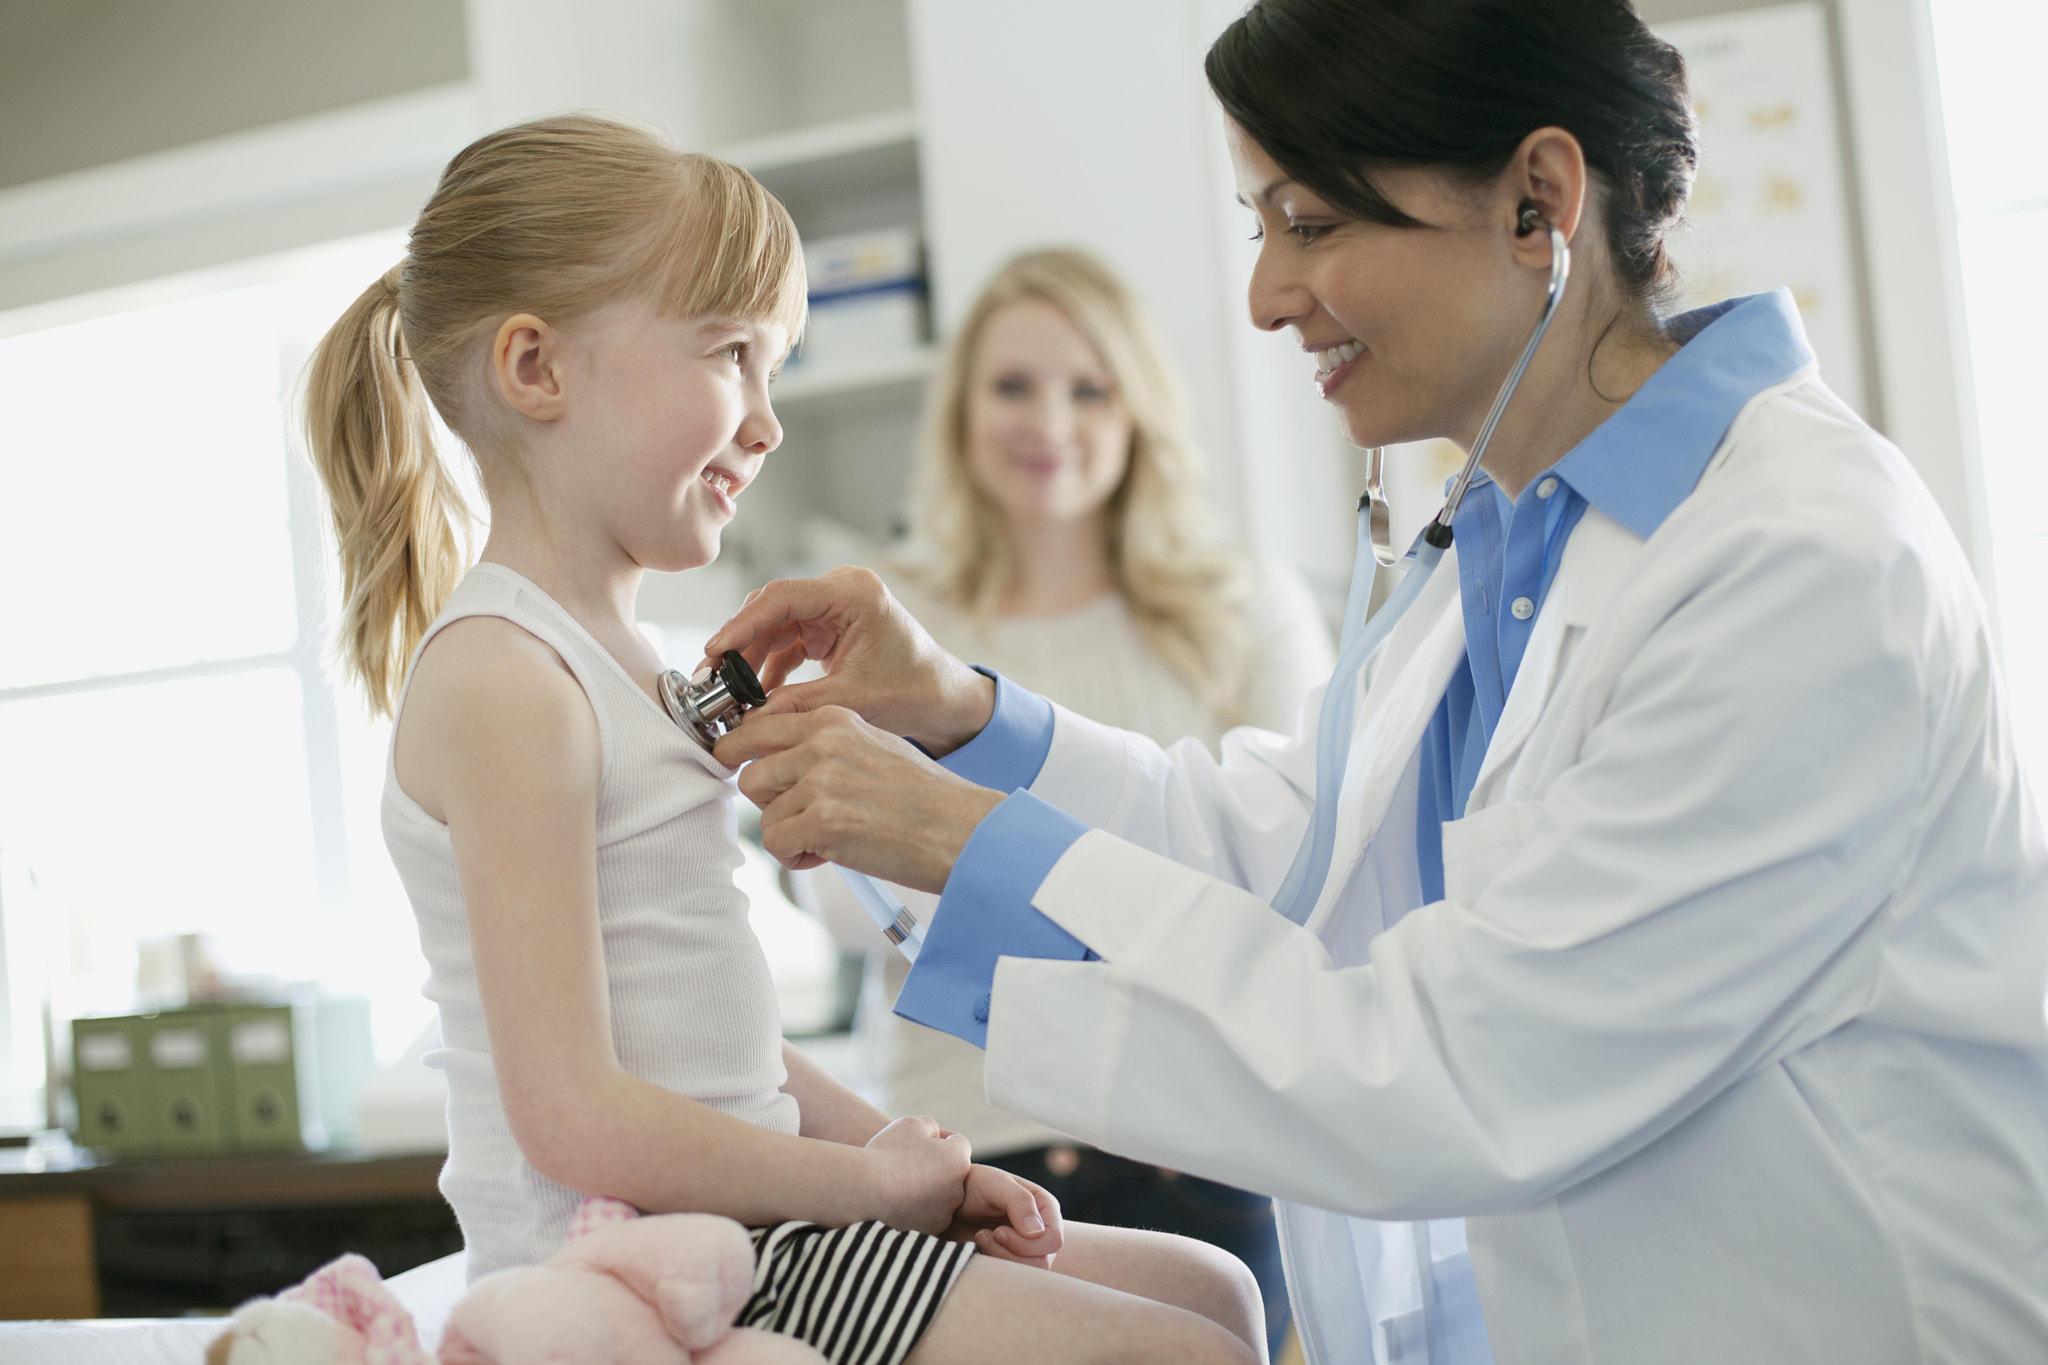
[907,0,1361,600]
[0,0,1991,606]
[0,0,468,191]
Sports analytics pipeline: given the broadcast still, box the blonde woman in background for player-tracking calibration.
[804,248,1332,1354]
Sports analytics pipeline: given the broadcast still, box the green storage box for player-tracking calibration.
[146,1010,227,1155]
[72,1015,155,1155]
[226,1005,301,1151]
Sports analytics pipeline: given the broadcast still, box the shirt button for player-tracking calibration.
[1511,596,1535,620]
[1537,476,1560,499]
[972,995,990,1024]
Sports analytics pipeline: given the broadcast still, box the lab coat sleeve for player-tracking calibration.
[983,516,1958,1219]
[1025,682,1328,901]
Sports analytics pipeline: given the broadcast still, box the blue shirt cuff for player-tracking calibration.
[894,790,1092,1049]
[939,668,1055,792]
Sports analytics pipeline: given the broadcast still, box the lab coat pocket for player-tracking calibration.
[1440,800,1542,908]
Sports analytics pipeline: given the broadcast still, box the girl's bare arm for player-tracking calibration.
[782,1040,891,1145]
[395,616,969,1232]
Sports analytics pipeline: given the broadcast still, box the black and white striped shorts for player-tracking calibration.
[738,1220,977,1365]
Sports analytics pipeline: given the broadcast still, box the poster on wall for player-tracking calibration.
[1656,1,1868,417]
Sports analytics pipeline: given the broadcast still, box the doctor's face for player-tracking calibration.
[1228,121,1530,452]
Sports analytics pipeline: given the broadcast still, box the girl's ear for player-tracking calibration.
[492,313,567,421]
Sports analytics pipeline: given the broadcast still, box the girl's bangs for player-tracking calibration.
[651,156,809,345]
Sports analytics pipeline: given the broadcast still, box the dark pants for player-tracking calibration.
[982,1144,1290,1357]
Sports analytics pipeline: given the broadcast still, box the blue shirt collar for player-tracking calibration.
[1465,289,1816,539]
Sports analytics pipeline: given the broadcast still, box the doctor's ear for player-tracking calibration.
[1504,127,1588,263]
[491,312,568,422]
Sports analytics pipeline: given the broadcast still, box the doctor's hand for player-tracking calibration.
[948,1166,1063,1270]
[716,705,1002,893]
[701,567,995,756]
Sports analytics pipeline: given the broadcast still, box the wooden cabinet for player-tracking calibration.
[0,1151,451,1320]
[0,1195,98,1319]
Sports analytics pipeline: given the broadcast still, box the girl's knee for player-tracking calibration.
[1160,1234,1266,1350]
[1155,1311,1261,1365]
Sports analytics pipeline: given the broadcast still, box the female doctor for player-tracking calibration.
[708,1,2048,1361]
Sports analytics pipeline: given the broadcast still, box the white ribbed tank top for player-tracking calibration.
[383,563,798,1280]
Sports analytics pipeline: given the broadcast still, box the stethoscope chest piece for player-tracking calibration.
[660,649,767,753]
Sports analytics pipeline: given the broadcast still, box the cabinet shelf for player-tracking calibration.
[719,109,919,209]
[774,345,936,405]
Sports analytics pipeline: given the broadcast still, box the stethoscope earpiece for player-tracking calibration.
[1517,202,1542,237]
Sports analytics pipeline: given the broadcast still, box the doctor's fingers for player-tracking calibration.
[749,745,1003,891]
[704,566,889,668]
[720,704,893,775]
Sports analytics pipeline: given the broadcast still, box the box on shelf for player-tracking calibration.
[146,1012,225,1155]
[792,227,927,371]
[67,1002,310,1157]
[71,1015,154,1156]
[226,1005,302,1151]
[804,226,921,297]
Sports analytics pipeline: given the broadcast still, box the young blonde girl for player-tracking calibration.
[302,113,1263,1365]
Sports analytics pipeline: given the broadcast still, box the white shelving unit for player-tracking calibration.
[772,345,937,405]
[638,7,934,636]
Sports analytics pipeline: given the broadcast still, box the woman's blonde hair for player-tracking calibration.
[905,248,1251,719]
[303,113,806,715]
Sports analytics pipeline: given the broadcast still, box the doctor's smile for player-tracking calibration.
[1308,338,1364,398]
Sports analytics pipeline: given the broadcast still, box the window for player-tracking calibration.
[0,229,841,1127]
[1930,0,2048,781]
[0,231,437,1097]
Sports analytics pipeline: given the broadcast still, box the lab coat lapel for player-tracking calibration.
[1466,508,1644,814]
[1306,547,1469,934]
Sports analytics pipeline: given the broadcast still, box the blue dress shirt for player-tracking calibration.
[898,290,1818,1048]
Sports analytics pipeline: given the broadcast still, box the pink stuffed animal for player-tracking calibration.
[441,1197,825,1365]
[208,1198,825,1365]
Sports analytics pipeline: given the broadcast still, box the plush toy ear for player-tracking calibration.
[287,1253,432,1365]
[567,1195,640,1240]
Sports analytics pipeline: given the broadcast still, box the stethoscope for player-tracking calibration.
[1277,214,1570,923]
[664,216,1569,957]
[660,651,930,956]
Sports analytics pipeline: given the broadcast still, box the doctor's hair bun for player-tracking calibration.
[1206,0,1697,310]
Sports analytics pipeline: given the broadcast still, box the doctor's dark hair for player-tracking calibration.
[1206,0,1697,307]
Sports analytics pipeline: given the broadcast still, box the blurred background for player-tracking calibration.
[0,0,2039,1170]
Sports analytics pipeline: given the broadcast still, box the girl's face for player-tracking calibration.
[554,299,787,573]
[963,298,1135,530]
[1227,120,1531,452]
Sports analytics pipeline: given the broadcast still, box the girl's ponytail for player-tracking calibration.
[302,267,471,717]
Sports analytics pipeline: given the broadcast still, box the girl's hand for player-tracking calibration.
[864,1116,973,1235]
[714,705,1003,889]
[702,567,995,756]
[948,1166,1063,1270]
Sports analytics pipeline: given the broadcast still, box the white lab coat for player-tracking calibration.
[976,370,2048,1362]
